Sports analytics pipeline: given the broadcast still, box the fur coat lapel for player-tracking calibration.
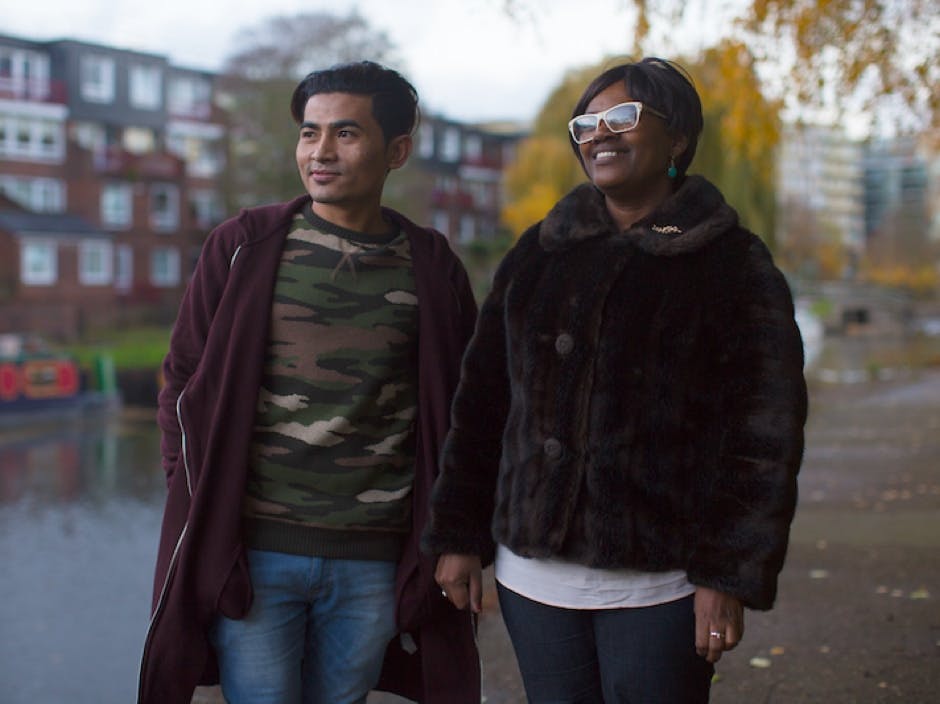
[540,175,739,256]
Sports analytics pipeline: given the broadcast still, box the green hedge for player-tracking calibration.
[66,326,171,370]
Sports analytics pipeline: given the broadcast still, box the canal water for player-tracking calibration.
[0,325,938,703]
[0,410,164,703]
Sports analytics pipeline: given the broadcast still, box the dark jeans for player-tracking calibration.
[497,584,713,704]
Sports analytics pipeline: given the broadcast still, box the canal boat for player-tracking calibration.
[0,333,118,423]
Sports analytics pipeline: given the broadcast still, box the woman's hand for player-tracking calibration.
[435,553,483,613]
[694,586,744,663]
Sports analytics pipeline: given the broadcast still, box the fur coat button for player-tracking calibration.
[554,333,574,355]
[543,437,563,459]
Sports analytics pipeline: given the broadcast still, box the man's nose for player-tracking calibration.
[310,134,336,161]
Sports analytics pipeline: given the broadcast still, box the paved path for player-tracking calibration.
[203,369,940,703]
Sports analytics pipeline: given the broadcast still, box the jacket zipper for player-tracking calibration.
[137,389,193,700]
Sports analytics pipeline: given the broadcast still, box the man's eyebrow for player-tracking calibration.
[300,119,362,130]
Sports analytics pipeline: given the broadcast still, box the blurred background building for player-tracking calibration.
[1,31,937,341]
[0,32,524,340]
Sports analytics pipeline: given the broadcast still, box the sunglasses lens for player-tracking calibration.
[605,103,639,132]
[570,116,598,143]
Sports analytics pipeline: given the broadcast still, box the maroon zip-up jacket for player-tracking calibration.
[138,195,480,704]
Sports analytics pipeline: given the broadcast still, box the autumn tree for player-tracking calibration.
[218,12,399,210]
[499,0,939,136]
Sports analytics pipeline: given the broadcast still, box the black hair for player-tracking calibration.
[290,61,419,143]
[570,57,704,179]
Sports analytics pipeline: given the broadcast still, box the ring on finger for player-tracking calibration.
[709,631,724,639]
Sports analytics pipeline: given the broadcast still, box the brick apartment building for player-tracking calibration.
[0,32,524,341]
[0,33,226,339]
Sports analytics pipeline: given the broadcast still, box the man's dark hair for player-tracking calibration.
[290,61,419,143]
[570,57,704,179]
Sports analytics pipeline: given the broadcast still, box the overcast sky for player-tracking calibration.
[1,0,646,124]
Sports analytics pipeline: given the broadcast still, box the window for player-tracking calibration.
[418,124,435,158]
[459,215,476,243]
[464,135,483,161]
[0,48,50,100]
[79,240,113,285]
[122,127,156,154]
[150,247,181,287]
[432,211,449,235]
[167,75,212,118]
[0,115,65,161]
[101,183,133,228]
[130,64,163,110]
[190,189,223,229]
[115,245,133,292]
[70,122,107,152]
[149,184,179,231]
[80,54,115,103]
[0,177,65,213]
[20,240,57,286]
[442,128,461,162]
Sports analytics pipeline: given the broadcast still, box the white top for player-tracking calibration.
[495,544,696,609]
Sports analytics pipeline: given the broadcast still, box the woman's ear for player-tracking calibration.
[671,133,689,162]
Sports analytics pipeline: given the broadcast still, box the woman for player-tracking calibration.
[422,58,807,703]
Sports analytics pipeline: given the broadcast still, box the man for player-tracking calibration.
[138,61,480,704]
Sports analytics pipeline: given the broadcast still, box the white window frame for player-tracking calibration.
[80,54,115,103]
[20,239,58,286]
[101,183,133,228]
[150,246,181,287]
[78,240,114,285]
[0,115,65,161]
[129,64,163,110]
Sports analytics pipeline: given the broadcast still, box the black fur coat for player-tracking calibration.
[423,176,808,610]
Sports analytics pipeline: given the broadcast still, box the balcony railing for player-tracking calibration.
[0,77,67,104]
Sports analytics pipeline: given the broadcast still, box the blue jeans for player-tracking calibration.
[210,549,398,704]
[498,585,713,703]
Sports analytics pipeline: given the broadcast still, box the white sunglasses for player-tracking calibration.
[568,101,668,144]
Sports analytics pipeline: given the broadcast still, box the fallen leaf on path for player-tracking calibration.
[809,569,829,579]
[910,588,930,600]
[770,646,785,656]
[749,657,772,669]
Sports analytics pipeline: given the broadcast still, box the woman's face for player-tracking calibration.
[576,81,679,199]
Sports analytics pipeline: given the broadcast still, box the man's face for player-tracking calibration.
[295,92,410,220]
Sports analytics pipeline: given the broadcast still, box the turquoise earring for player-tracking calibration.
[667,157,677,179]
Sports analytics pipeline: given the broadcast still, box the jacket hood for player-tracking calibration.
[540,175,739,256]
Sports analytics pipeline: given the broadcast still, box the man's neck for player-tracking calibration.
[309,201,388,235]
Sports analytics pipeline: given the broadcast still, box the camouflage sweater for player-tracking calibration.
[243,205,418,560]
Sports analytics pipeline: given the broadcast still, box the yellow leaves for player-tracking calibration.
[861,264,940,296]
[631,0,938,132]
[501,135,583,238]
[502,183,566,239]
